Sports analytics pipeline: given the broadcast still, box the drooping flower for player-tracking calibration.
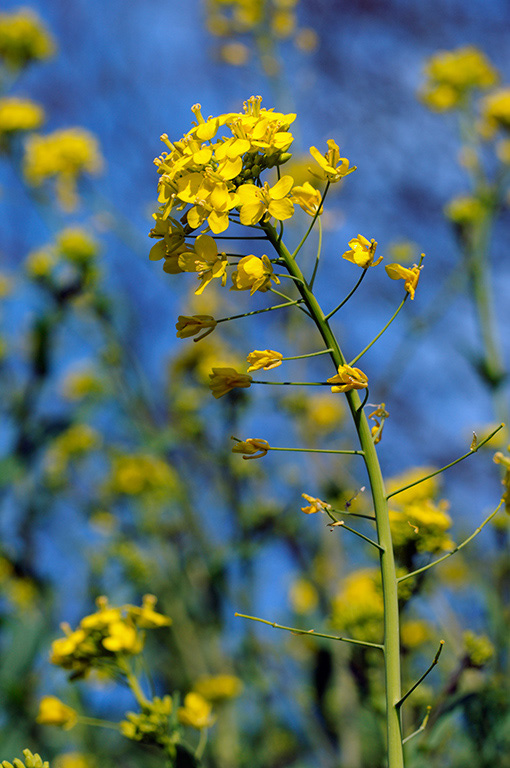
[231,437,270,459]
[231,254,279,294]
[36,696,78,730]
[341,235,382,268]
[176,314,217,341]
[327,364,368,393]
[385,262,423,300]
[209,368,252,398]
[246,349,283,372]
[291,182,323,215]
[301,493,331,515]
[309,139,356,183]
[236,175,295,225]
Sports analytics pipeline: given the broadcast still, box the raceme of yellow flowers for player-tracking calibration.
[0,7,55,70]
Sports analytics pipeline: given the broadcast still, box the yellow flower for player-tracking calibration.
[291,182,323,215]
[445,195,485,225]
[420,46,498,112]
[101,621,143,654]
[231,254,279,295]
[389,499,453,554]
[385,262,422,300]
[25,246,57,279]
[288,578,319,614]
[178,234,227,294]
[62,367,104,401]
[1,750,49,768]
[176,314,217,341]
[236,176,295,225]
[309,139,356,183]
[36,696,78,730]
[178,692,215,729]
[400,620,430,649]
[0,97,44,135]
[108,453,177,496]
[53,753,94,768]
[246,349,283,372]
[482,87,510,133]
[301,493,331,515]
[23,128,103,210]
[193,674,243,701]
[463,630,494,668]
[126,594,172,628]
[368,402,389,444]
[341,234,382,268]
[327,364,368,393]
[57,227,99,263]
[231,437,270,459]
[209,367,252,398]
[0,8,55,69]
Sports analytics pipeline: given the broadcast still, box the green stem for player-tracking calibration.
[325,268,368,320]
[386,424,504,500]
[309,216,323,288]
[262,221,404,768]
[398,498,504,584]
[402,706,431,745]
[282,348,333,361]
[396,641,444,708]
[78,716,121,730]
[327,518,384,551]
[268,446,364,456]
[216,299,304,324]
[349,295,407,366]
[234,613,383,650]
[291,182,330,260]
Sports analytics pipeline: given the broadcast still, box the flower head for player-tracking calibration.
[327,364,368,393]
[209,368,252,398]
[1,750,49,768]
[309,139,356,182]
[231,437,270,459]
[291,182,323,216]
[420,46,498,112]
[178,692,215,729]
[178,234,228,294]
[0,8,55,70]
[176,314,217,341]
[246,349,283,372]
[0,97,44,137]
[36,696,78,730]
[385,262,423,300]
[193,674,243,701]
[231,254,279,295]
[342,235,382,268]
[482,87,510,133]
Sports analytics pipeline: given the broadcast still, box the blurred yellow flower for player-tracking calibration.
[178,692,215,729]
[421,46,498,112]
[53,753,94,768]
[445,195,485,225]
[209,367,252,398]
[327,364,368,393]
[0,97,44,136]
[389,499,453,554]
[289,578,319,614]
[57,227,99,263]
[36,696,78,730]
[301,493,331,515]
[0,8,55,69]
[193,674,243,701]
[482,87,510,133]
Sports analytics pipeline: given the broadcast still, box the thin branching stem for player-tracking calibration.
[325,268,368,321]
[396,642,444,709]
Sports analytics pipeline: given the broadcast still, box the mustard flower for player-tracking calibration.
[309,139,356,182]
[209,367,252,398]
[288,578,319,614]
[301,493,331,515]
[0,8,55,69]
[389,499,453,554]
[177,171,240,234]
[36,696,78,730]
[444,195,485,225]
[236,175,295,225]
[368,402,389,444]
[385,262,422,300]
[178,692,215,729]
[125,594,173,628]
[176,314,217,341]
[246,349,283,372]
[1,750,49,768]
[327,364,368,393]
[0,97,44,136]
[420,46,498,112]
[231,254,279,294]
[291,182,323,215]
[178,234,228,294]
[231,437,270,459]
[341,235,382,268]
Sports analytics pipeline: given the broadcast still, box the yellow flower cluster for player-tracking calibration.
[493,449,510,512]
[107,453,177,496]
[192,673,243,701]
[23,128,103,210]
[50,595,171,678]
[0,8,55,69]
[36,696,78,730]
[0,555,37,610]
[1,750,49,768]
[331,568,384,643]
[463,630,494,668]
[0,97,45,137]
[53,755,92,768]
[482,87,510,134]
[62,366,104,401]
[178,692,215,729]
[45,424,101,479]
[444,194,486,226]
[420,46,498,111]
[121,695,174,744]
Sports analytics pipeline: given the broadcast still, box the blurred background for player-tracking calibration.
[1,1,509,767]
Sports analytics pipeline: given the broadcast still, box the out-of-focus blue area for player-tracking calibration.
[1,0,509,624]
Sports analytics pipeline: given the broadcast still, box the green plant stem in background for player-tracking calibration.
[262,221,405,768]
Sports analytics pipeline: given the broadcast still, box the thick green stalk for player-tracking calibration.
[263,223,404,767]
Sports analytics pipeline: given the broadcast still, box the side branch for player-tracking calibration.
[396,641,444,709]
[234,613,384,650]
[398,498,504,583]
[387,423,504,500]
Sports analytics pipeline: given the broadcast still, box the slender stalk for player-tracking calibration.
[327,519,384,552]
[262,221,404,768]
[309,216,323,288]
[234,613,384,650]
[216,298,304,324]
[402,706,431,745]
[398,498,504,584]
[387,423,504,500]
[325,268,368,321]
[267,446,363,456]
[396,641,444,708]
[349,295,407,366]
